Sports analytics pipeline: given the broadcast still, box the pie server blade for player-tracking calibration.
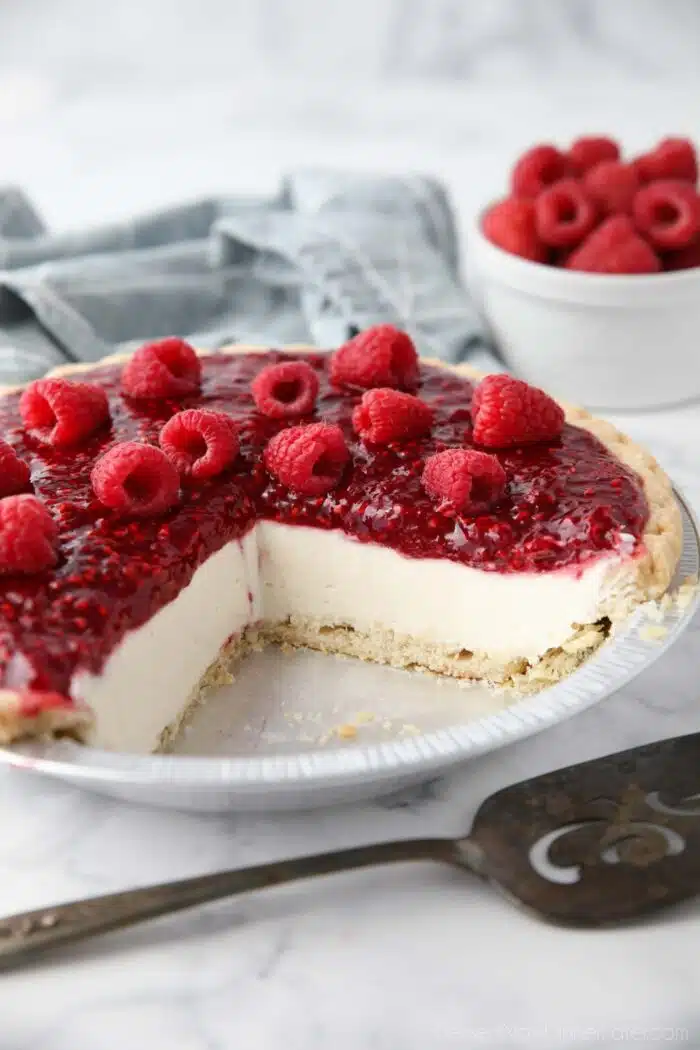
[1,731,699,967]
[465,729,700,925]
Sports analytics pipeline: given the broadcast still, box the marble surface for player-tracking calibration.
[1,4,700,1045]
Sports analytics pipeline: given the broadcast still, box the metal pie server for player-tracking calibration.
[2,731,699,968]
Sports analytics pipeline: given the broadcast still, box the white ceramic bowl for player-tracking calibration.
[468,213,700,411]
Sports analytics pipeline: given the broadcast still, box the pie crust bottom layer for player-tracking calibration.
[155,614,611,754]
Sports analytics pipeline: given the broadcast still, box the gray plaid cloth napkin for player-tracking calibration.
[0,171,498,385]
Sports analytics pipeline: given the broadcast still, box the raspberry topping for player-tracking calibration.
[511,145,571,198]
[565,215,660,274]
[159,409,240,480]
[568,136,620,174]
[0,440,30,497]
[91,442,180,517]
[352,388,433,445]
[633,180,700,251]
[251,360,319,418]
[422,449,506,515]
[121,338,201,399]
[481,199,547,262]
[471,375,565,449]
[18,691,75,718]
[534,178,597,248]
[330,325,419,390]
[264,422,349,495]
[0,494,57,574]
[633,137,698,184]
[19,378,110,447]
[583,160,639,216]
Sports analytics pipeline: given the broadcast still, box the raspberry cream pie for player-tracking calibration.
[0,327,681,752]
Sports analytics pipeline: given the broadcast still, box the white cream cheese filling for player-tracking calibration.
[73,523,634,751]
[72,533,258,753]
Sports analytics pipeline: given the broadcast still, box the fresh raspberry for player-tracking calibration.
[352,388,433,445]
[481,198,547,262]
[633,180,700,251]
[583,160,639,216]
[0,494,58,574]
[422,449,506,515]
[19,377,109,447]
[568,136,620,175]
[121,338,201,399]
[251,360,319,418]
[511,145,571,198]
[471,375,565,449]
[662,240,700,271]
[159,409,239,481]
[330,325,419,391]
[534,178,597,248]
[91,442,180,517]
[633,138,698,185]
[264,422,349,496]
[565,215,660,274]
[0,440,30,497]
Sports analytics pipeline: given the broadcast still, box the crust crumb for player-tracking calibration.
[676,575,699,611]
[639,624,668,642]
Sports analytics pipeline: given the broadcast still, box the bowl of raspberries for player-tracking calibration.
[470,135,700,410]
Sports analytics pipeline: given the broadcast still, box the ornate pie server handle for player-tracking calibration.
[0,837,459,968]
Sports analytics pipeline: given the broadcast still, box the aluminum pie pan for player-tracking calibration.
[0,488,697,813]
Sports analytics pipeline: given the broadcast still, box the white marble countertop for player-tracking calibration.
[1,9,700,1043]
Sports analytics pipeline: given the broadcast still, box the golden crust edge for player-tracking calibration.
[0,345,682,743]
[0,692,93,746]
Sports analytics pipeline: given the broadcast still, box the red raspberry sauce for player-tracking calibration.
[0,352,648,694]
